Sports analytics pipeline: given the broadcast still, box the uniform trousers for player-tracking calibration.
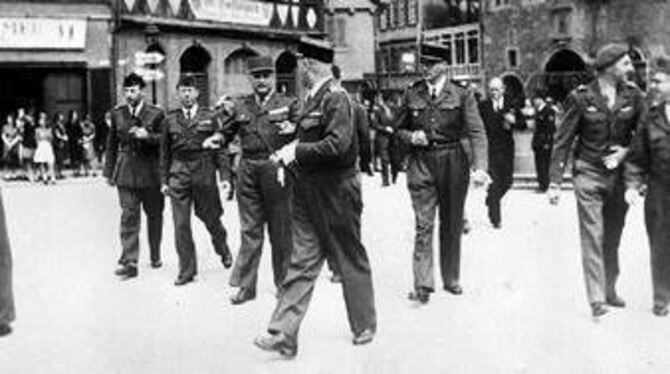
[486,145,514,225]
[117,187,164,266]
[407,144,469,291]
[645,180,670,308]
[268,173,376,343]
[572,159,628,304]
[533,147,552,191]
[229,158,292,290]
[0,191,15,326]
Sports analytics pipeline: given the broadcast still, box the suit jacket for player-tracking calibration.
[478,95,523,155]
[104,102,164,188]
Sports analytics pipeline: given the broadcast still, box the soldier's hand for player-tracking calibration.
[471,169,491,188]
[160,184,171,196]
[216,95,235,114]
[624,188,642,206]
[603,145,628,170]
[271,140,298,165]
[133,127,149,139]
[547,184,561,205]
[202,133,223,149]
[385,126,394,134]
[277,120,296,135]
[410,130,429,146]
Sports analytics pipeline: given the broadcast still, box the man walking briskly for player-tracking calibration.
[531,96,557,192]
[548,43,644,318]
[395,45,490,304]
[219,56,299,304]
[253,38,377,358]
[105,73,165,279]
[479,77,523,228]
[160,76,233,286]
[624,56,670,317]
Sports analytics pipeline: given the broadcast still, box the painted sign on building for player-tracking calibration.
[190,0,274,26]
[0,17,87,50]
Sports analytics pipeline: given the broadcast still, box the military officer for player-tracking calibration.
[395,44,489,304]
[160,76,233,286]
[548,43,644,317]
[254,38,377,358]
[531,96,557,192]
[218,55,299,305]
[105,73,165,279]
[624,56,670,317]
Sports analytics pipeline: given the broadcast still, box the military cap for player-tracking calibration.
[298,36,334,63]
[594,43,630,71]
[248,55,275,74]
[176,75,198,88]
[123,73,145,88]
[420,43,449,65]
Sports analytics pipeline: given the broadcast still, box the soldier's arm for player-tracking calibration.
[356,105,372,168]
[218,101,242,146]
[159,116,172,186]
[549,93,582,185]
[103,111,119,180]
[463,90,488,172]
[295,90,353,164]
[143,109,164,146]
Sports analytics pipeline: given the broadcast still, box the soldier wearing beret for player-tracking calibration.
[217,55,299,304]
[624,55,670,317]
[395,44,490,304]
[160,76,233,286]
[105,73,165,279]
[254,38,377,358]
[548,43,645,317]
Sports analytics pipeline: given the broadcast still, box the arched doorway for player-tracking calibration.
[223,48,259,96]
[180,44,212,106]
[276,51,298,96]
[544,49,590,103]
[501,74,525,108]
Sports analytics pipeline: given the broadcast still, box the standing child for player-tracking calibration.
[34,112,56,184]
[80,114,96,176]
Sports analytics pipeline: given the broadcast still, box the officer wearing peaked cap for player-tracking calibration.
[160,75,233,286]
[105,72,166,279]
[548,43,645,317]
[396,43,490,304]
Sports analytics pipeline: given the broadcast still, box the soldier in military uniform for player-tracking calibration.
[395,44,490,304]
[105,73,165,279]
[531,96,557,192]
[624,56,670,317]
[160,76,233,286]
[254,38,376,358]
[218,56,299,304]
[548,44,644,317]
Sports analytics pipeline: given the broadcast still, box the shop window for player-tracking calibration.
[379,8,388,31]
[397,0,406,28]
[442,36,453,65]
[407,0,418,26]
[507,48,519,69]
[467,30,479,64]
[455,32,466,65]
[553,9,571,35]
[391,0,399,28]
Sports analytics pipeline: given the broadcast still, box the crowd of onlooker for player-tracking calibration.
[1,108,110,184]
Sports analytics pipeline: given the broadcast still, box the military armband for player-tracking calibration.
[267,106,291,122]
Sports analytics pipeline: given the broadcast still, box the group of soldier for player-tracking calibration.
[0,39,655,354]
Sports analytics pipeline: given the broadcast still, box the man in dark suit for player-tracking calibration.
[0,189,14,337]
[160,76,233,286]
[104,73,165,279]
[254,38,377,358]
[395,45,489,304]
[531,96,557,192]
[479,77,523,228]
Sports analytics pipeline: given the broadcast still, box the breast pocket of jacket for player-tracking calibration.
[299,112,324,141]
[195,119,215,135]
[437,98,462,127]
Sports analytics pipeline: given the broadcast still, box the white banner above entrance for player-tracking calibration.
[189,0,273,26]
[0,17,87,50]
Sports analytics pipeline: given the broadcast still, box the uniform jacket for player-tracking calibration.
[478,95,524,154]
[550,80,644,184]
[160,106,229,188]
[532,105,557,151]
[395,78,488,171]
[221,92,299,158]
[294,78,358,175]
[104,102,164,188]
[625,98,670,188]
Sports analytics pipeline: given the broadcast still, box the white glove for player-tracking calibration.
[624,188,642,206]
[270,140,298,165]
[410,130,429,146]
[277,120,296,135]
[202,133,223,149]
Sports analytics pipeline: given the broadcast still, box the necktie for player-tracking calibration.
[185,110,190,120]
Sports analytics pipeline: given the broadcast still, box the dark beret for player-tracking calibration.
[594,43,630,71]
[176,75,197,88]
[248,55,275,74]
[298,36,334,64]
[123,73,145,88]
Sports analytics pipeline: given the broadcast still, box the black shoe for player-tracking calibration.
[352,329,375,345]
[492,222,501,229]
[591,302,609,318]
[462,220,471,235]
[174,276,195,286]
[230,288,257,305]
[0,324,11,337]
[150,260,163,269]
[114,265,138,278]
[254,332,297,358]
[606,295,626,308]
[444,284,463,295]
[408,288,430,304]
[653,304,669,317]
[330,273,342,283]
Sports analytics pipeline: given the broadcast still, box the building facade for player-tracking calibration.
[0,0,113,124]
[113,0,326,108]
